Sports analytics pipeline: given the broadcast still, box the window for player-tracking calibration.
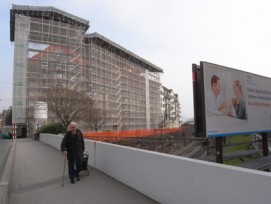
[69,64,75,70]
[55,74,63,79]
[41,61,48,67]
[42,73,48,79]
[56,63,62,70]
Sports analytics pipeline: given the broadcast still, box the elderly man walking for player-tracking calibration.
[61,122,85,184]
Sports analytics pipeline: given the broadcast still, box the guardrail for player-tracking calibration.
[40,133,271,204]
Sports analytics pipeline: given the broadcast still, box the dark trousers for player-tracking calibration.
[68,159,82,181]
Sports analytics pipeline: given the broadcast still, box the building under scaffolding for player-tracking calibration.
[10,5,163,136]
[84,33,163,130]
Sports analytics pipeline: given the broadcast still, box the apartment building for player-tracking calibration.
[10,5,163,136]
[160,85,181,128]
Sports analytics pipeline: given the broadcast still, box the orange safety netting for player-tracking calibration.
[82,127,183,141]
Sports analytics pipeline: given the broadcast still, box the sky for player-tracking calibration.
[1,0,271,121]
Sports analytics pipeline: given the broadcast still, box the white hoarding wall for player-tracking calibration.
[34,102,48,119]
[202,61,271,137]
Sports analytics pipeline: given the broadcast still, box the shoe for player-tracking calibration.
[70,179,75,184]
[76,176,80,181]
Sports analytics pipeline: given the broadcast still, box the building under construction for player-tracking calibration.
[10,5,164,136]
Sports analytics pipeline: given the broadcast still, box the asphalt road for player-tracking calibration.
[0,137,12,177]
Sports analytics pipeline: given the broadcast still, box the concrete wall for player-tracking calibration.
[40,133,271,204]
[40,133,63,150]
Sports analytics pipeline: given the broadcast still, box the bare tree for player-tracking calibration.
[85,106,106,131]
[43,86,93,127]
[4,109,12,126]
[92,108,106,131]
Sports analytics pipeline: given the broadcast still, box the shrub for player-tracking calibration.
[37,122,67,134]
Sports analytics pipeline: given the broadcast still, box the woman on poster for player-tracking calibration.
[228,80,247,120]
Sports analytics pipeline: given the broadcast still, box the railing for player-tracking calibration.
[253,133,271,153]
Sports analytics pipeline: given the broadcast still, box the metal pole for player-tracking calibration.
[206,138,210,156]
[216,137,223,163]
[62,155,67,188]
[262,133,269,157]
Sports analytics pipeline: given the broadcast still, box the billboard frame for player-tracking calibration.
[192,63,206,137]
[192,61,271,163]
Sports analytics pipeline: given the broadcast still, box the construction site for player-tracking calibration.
[9,5,176,137]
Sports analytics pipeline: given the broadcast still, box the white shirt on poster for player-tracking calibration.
[206,90,226,117]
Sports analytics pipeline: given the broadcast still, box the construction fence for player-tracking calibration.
[82,127,184,142]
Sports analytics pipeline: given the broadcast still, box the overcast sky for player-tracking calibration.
[1,0,271,120]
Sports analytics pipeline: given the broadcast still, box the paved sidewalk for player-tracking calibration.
[8,139,158,204]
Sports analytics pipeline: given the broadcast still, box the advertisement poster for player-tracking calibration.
[202,62,271,137]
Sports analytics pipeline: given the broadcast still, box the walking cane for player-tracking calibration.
[62,155,67,188]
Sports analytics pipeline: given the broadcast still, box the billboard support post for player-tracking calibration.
[206,139,210,156]
[215,137,223,163]
[192,63,206,138]
[262,133,269,157]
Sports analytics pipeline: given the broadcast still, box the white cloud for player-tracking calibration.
[2,0,271,118]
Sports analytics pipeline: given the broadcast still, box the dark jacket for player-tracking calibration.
[61,129,85,162]
[235,97,247,120]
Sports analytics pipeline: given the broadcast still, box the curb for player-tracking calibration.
[0,140,16,204]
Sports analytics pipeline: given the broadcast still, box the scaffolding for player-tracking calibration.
[10,5,90,135]
[10,5,163,135]
[84,33,162,131]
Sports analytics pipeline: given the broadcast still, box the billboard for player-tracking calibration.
[199,62,271,137]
